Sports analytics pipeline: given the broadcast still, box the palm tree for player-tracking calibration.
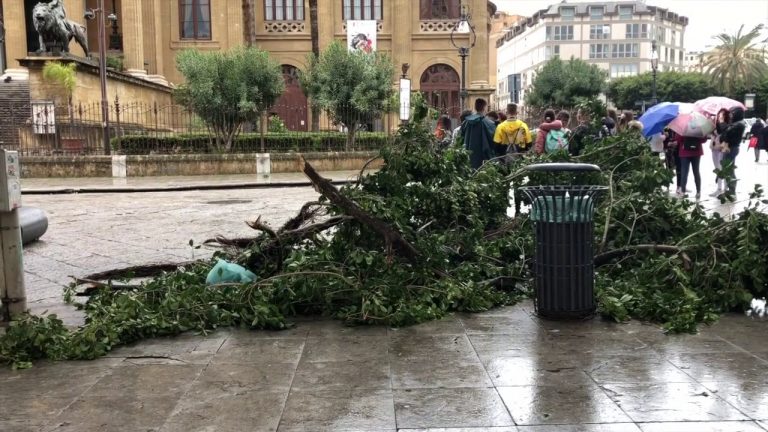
[704,24,768,94]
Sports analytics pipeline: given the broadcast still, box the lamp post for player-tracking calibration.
[450,4,476,111]
[650,40,659,106]
[85,1,117,155]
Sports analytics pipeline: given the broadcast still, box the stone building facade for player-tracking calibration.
[2,0,497,130]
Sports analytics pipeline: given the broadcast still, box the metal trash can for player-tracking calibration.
[519,163,607,319]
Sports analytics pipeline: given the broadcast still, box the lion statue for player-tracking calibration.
[32,0,89,56]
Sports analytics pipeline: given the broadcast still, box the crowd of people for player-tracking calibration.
[661,106,758,199]
[437,98,644,170]
[434,98,762,201]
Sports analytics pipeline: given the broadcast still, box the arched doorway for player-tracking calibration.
[420,64,460,121]
[271,65,308,132]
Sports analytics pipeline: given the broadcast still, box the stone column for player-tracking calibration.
[3,1,28,74]
[391,0,413,74]
[121,0,146,76]
[467,0,492,104]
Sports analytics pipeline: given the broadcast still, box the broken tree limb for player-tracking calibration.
[301,157,421,264]
[594,244,691,268]
[81,262,196,282]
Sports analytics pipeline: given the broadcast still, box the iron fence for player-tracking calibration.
[0,98,404,156]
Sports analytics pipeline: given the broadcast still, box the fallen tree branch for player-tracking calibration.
[81,262,195,282]
[301,157,420,264]
[357,156,382,184]
[72,277,141,291]
[279,201,324,233]
[595,244,691,268]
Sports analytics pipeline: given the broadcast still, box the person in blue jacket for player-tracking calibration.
[460,98,496,169]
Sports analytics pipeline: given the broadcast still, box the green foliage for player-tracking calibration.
[42,61,77,97]
[525,57,607,109]
[301,41,395,149]
[174,47,285,151]
[111,132,389,155]
[607,72,716,110]
[267,114,288,133]
[3,123,768,367]
[106,55,124,71]
[704,24,768,94]
[723,77,768,119]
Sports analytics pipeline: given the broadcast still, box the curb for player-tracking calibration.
[22,179,353,195]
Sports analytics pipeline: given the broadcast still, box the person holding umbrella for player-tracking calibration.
[709,109,729,196]
[674,134,706,199]
[666,104,717,198]
[718,106,747,194]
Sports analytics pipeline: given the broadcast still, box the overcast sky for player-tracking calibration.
[492,0,768,52]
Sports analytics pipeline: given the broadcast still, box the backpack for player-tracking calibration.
[509,126,528,148]
[545,129,569,153]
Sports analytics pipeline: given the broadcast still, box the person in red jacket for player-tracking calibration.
[676,134,706,199]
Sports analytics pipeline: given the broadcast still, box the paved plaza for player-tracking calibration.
[2,158,768,431]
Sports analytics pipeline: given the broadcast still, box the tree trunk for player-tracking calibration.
[309,0,320,132]
[242,0,256,47]
[346,123,358,151]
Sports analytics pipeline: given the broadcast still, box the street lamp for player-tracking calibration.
[450,4,476,111]
[85,0,118,155]
[650,40,659,106]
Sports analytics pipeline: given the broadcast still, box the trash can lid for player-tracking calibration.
[524,163,602,173]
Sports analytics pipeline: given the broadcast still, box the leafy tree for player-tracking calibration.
[525,57,606,109]
[724,77,768,119]
[704,24,768,94]
[607,72,716,110]
[175,47,284,151]
[301,41,394,150]
[42,61,76,103]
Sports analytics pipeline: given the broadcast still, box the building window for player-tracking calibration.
[618,5,633,20]
[589,43,609,59]
[590,24,610,39]
[625,23,648,39]
[590,6,604,20]
[612,43,639,58]
[180,0,211,39]
[679,51,684,63]
[546,25,573,41]
[264,0,305,21]
[656,26,665,43]
[610,63,638,78]
[419,0,460,20]
[545,45,560,60]
[560,7,575,21]
[671,30,677,46]
[343,0,383,20]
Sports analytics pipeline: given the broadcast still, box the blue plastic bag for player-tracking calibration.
[205,259,257,285]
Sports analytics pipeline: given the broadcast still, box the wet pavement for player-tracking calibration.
[4,159,768,431]
[1,307,767,431]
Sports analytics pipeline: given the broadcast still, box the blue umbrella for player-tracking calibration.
[639,102,679,138]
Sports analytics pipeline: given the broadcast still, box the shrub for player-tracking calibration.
[111,132,390,155]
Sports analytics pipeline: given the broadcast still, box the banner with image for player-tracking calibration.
[347,20,377,53]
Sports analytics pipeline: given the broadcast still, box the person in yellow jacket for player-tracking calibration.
[493,103,533,157]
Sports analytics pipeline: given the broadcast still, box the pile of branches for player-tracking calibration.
[1,108,767,368]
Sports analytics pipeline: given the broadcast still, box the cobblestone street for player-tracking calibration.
[22,186,320,321]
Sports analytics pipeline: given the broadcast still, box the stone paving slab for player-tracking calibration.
[4,167,768,430]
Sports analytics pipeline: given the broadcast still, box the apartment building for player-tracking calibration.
[683,50,706,73]
[496,1,688,107]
